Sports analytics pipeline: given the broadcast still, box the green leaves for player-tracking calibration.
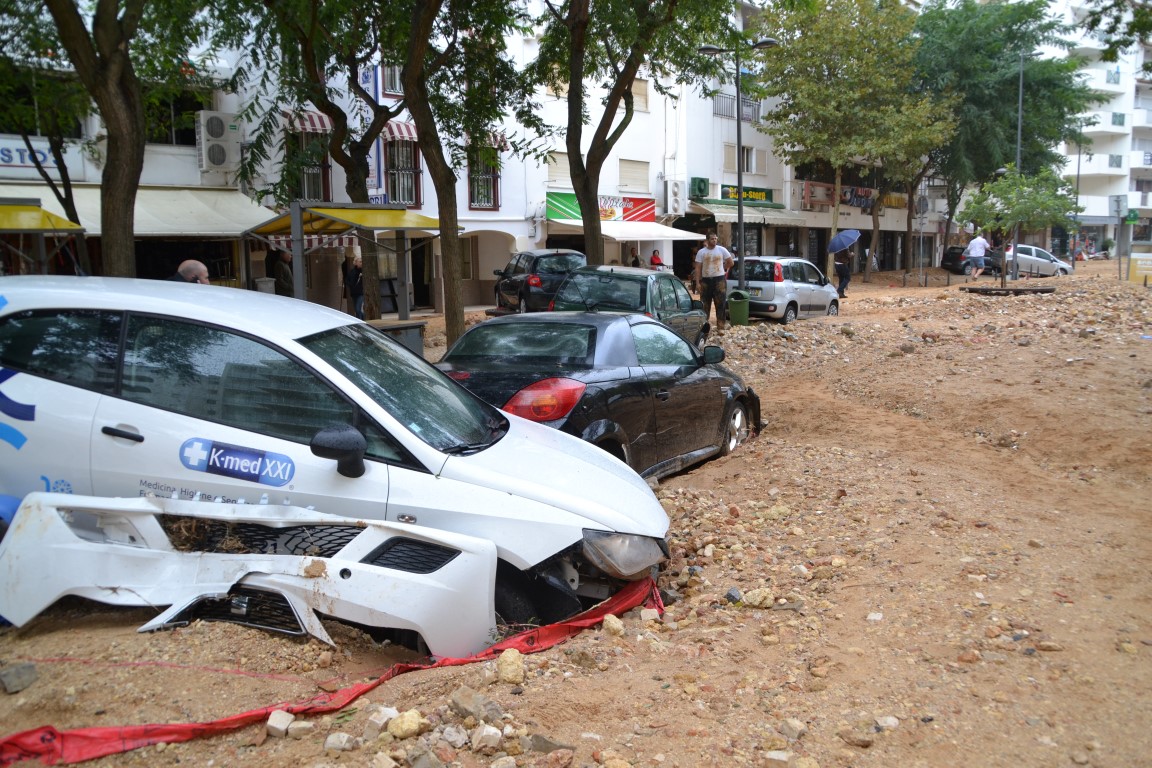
[962,164,1081,235]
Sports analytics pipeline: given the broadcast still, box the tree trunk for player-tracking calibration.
[828,168,843,278]
[44,0,146,277]
[342,163,383,322]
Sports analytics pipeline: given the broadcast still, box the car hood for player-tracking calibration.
[436,415,669,539]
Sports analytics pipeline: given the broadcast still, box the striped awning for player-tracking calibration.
[264,233,358,251]
[282,109,333,133]
[384,120,418,142]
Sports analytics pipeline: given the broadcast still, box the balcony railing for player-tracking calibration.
[711,93,762,123]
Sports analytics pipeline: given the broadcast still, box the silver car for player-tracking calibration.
[1005,245,1074,277]
[727,256,840,323]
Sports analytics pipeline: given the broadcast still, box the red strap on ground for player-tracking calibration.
[0,578,662,766]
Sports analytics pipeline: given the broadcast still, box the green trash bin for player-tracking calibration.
[727,289,750,326]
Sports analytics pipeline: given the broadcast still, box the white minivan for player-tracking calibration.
[0,277,669,630]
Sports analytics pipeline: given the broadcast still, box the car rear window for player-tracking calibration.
[556,272,645,311]
[535,253,586,274]
[445,323,595,367]
[744,261,778,282]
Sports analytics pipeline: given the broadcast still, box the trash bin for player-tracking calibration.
[727,289,750,326]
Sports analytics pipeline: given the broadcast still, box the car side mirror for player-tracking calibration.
[691,299,704,310]
[493,269,504,277]
[702,345,725,364]
[311,425,367,478]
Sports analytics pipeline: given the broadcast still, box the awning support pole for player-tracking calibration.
[290,201,306,299]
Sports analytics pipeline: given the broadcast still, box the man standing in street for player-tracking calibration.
[693,232,734,333]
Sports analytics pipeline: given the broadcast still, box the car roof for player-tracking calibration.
[742,256,814,265]
[521,248,585,257]
[571,265,655,278]
[0,275,356,341]
[471,311,632,331]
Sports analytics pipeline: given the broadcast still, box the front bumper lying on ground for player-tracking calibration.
[0,493,498,659]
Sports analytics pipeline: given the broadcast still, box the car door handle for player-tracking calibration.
[101,426,144,443]
[656,389,671,401]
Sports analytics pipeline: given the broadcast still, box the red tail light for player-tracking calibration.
[445,371,470,381]
[527,274,543,288]
[773,262,784,282]
[503,378,586,422]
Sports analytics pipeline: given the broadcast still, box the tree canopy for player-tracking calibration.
[961,164,1080,244]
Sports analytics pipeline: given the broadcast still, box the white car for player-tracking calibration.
[1004,244,1074,277]
[727,256,840,323]
[0,276,669,638]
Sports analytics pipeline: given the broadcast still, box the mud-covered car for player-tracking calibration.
[0,276,669,640]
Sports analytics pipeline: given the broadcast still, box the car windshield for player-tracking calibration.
[299,324,507,453]
[536,254,586,274]
[556,272,645,311]
[445,322,596,367]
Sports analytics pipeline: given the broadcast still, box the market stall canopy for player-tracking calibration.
[0,183,275,237]
[0,199,84,235]
[246,206,445,241]
[689,202,806,227]
[549,219,705,241]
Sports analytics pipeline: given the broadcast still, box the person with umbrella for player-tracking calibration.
[828,229,860,299]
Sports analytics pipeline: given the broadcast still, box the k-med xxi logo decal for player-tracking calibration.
[179,438,295,486]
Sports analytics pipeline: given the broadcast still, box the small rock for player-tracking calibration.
[779,718,807,739]
[1035,641,1064,652]
[725,587,743,603]
[497,648,526,684]
[265,709,294,738]
[602,614,625,636]
[324,732,356,753]
[470,723,502,751]
[763,750,793,767]
[0,663,38,694]
[286,720,314,739]
[387,709,431,739]
[837,728,874,748]
[875,715,900,730]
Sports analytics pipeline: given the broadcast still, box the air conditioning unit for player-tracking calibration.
[689,176,710,198]
[196,111,241,172]
[665,180,686,215]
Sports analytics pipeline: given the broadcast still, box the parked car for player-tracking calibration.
[726,256,839,323]
[1004,244,1074,276]
[0,276,669,633]
[550,265,709,347]
[940,245,1003,276]
[493,248,587,313]
[435,312,760,480]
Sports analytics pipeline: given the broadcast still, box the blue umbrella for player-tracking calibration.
[828,229,861,253]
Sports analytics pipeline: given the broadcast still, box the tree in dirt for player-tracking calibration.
[530,0,731,266]
[26,0,222,277]
[961,164,1080,253]
[914,0,1100,237]
[755,0,945,278]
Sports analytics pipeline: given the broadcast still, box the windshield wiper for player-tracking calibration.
[443,417,507,455]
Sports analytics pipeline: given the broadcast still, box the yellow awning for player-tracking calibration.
[0,200,84,234]
[247,206,446,238]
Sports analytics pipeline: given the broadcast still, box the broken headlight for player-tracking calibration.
[580,530,667,580]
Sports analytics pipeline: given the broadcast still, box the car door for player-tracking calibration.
[798,261,830,316]
[0,309,122,500]
[494,254,525,309]
[651,276,688,340]
[631,322,726,461]
[90,314,394,519]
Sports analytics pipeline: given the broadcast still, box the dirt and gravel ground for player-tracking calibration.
[1,260,1149,768]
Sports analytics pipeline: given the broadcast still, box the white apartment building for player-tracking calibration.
[1050,0,1150,256]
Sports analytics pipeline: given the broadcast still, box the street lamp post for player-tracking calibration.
[699,38,779,290]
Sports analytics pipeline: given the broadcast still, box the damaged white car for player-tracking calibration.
[0,277,669,644]
[0,493,500,658]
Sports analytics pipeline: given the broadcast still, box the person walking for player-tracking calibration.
[967,231,991,280]
[347,254,364,319]
[693,232,734,332]
[833,250,851,298]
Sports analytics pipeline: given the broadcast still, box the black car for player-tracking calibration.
[493,249,587,313]
[940,245,1003,276]
[436,312,760,480]
[550,265,709,347]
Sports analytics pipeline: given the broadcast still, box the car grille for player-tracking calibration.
[361,538,459,573]
[166,586,305,636]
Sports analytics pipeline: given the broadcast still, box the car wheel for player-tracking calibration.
[1056,268,1068,276]
[781,305,797,325]
[721,401,749,456]
[962,262,973,275]
[827,301,839,316]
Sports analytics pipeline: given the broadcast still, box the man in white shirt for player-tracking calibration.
[693,233,735,332]
[967,231,991,279]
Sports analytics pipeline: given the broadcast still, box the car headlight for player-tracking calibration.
[581,529,668,580]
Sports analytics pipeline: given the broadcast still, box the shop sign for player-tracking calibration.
[546,191,655,221]
[720,185,773,203]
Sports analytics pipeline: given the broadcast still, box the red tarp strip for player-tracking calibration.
[0,578,662,766]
